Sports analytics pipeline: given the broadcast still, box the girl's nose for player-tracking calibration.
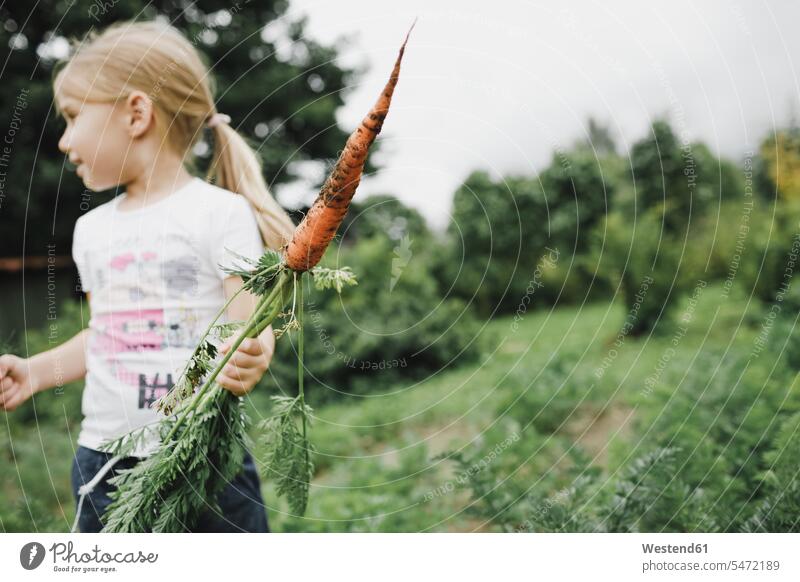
[58,134,81,164]
[57,131,69,154]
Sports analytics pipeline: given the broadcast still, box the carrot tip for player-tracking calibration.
[402,18,417,51]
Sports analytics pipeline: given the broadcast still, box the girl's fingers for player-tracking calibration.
[0,387,18,409]
[220,339,263,358]
[216,373,237,391]
[218,340,272,392]
[237,338,262,356]
[217,373,250,395]
[220,365,261,384]
[227,352,267,370]
[6,392,25,411]
[1,376,15,392]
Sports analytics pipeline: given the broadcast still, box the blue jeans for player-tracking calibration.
[71,445,270,532]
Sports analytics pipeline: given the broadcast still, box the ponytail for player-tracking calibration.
[206,122,295,252]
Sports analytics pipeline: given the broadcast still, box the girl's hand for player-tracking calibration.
[217,332,274,396]
[0,355,39,412]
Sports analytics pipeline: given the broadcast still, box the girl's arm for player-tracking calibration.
[216,275,275,396]
[0,294,92,411]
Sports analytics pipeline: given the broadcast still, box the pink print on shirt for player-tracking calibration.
[93,309,165,354]
[90,308,201,409]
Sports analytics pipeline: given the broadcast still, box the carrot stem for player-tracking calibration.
[297,275,306,415]
[297,272,308,473]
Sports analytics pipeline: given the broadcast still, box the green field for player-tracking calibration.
[4,283,799,532]
[265,283,786,532]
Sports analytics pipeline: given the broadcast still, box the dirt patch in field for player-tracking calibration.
[564,403,635,468]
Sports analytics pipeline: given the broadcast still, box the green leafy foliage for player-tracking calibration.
[602,447,713,533]
[439,171,549,316]
[258,395,315,515]
[154,339,218,416]
[742,412,800,532]
[310,266,358,293]
[440,143,619,315]
[102,389,249,532]
[594,211,692,335]
[220,248,284,297]
[630,120,716,235]
[540,146,616,254]
[517,474,602,533]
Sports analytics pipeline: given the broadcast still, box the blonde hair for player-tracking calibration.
[53,19,294,251]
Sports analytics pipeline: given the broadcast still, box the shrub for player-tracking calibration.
[593,210,694,335]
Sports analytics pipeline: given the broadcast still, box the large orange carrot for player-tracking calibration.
[283,21,415,272]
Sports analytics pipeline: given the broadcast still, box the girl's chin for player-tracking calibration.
[80,176,98,190]
[79,173,110,192]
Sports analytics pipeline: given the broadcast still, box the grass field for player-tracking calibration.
[1,283,781,532]
[264,283,769,531]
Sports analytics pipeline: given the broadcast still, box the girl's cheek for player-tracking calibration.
[86,135,127,188]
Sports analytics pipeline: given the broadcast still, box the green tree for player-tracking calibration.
[341,193,431,244]
[442,144,617,315]
[629,119,719,235]
[441,170,548,316]
[596,120,727,334]
[758,128,800,202]
[585,116,617,156]
[630,119,686,233]
[540,146,615,254]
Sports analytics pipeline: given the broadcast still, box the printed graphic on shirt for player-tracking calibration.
[92,309,202,354]
[89,234,202,302]
[92,309,165,354]
[161,255,201,296]
[138,372,174,409]
[90,307,204,409]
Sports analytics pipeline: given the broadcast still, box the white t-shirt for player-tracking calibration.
[71,177,264,457]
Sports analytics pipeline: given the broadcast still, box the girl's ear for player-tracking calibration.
[125,90,155,138]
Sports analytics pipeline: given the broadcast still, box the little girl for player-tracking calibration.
[0,20,296,532]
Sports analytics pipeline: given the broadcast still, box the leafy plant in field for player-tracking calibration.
[602,447,713,533]
[499,349,600,435]
[518,474,602,533]
[742,412,800,532]
[450,343,800,533]
[258,391,315,516]
[434,449,521,532]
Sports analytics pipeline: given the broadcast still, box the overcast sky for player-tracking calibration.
[274,0,800,230]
